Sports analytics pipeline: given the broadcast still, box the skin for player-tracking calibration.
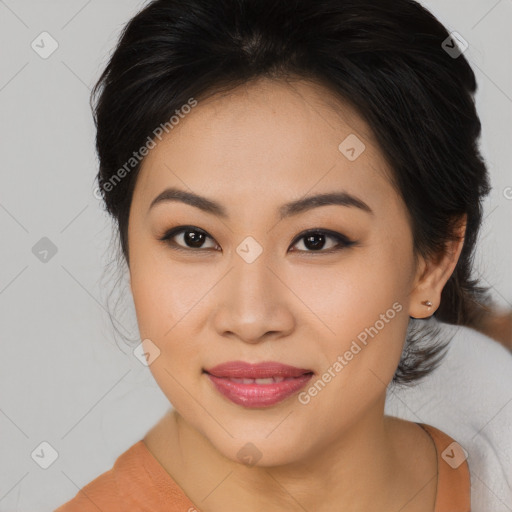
[474,308,512,350]
[127,77,466,511]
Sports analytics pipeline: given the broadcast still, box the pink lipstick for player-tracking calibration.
[204,361,314,408]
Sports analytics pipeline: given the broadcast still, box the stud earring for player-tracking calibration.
[421,300,433,308]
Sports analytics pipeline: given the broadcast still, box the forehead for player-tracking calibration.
[133,77,397,216]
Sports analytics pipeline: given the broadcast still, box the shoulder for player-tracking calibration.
[386,321,512,510]
[417,423,471,512]
[54,439,197,512]
[54,441,145,512]
[385,416,470,511]
[54,441,152,512]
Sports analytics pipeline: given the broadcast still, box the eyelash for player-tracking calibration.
[158,225,356,254]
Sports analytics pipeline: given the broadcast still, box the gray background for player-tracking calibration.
[0,0,511,510]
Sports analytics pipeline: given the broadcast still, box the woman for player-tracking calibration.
[56,0,493,510]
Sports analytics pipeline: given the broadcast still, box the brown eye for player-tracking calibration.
[289,229,355,253]
[159,226,218,251]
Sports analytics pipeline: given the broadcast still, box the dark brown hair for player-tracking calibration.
[91,0,493,385]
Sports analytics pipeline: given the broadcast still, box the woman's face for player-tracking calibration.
[127,78,421,466]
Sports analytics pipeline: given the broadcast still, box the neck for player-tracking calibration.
[144,398,435,512]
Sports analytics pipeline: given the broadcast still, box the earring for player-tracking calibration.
[421,300,433,308]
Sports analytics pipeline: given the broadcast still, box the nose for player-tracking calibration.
[211,255,296,345]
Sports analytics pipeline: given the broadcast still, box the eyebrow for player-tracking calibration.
[148,186,373,219]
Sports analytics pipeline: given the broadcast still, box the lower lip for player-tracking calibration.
[205,373,314,408]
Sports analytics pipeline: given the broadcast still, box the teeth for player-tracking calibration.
[255,378,275,384]
[228,376,289,384]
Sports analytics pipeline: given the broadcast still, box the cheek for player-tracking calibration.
[289,262,410,426]
[130,250,207,337]
[295,248,409,329]
[130,264,208,413]
[291,240,413,383]
[129,257,205,382]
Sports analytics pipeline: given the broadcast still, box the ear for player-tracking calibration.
[409,214,467,319]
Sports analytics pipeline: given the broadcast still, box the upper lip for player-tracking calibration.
[204,361,314,379]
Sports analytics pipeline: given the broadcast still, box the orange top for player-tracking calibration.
[54,422,470,512]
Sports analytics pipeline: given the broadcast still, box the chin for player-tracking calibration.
[203,425,314,468]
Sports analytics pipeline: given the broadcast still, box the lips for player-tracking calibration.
[205,360,312,378]
[204,361,314,408]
